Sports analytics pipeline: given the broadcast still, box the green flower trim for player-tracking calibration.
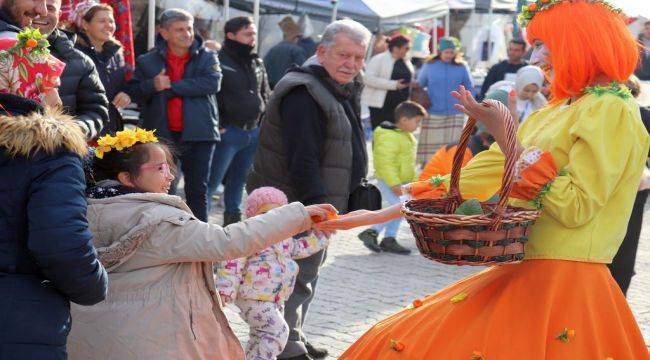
[584,81,632,99]
[429,175,445,187]
[0,28,51,58]
[530,168,568,209]
[518,0,622,27]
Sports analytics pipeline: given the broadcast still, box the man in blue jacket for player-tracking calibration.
[127,8,222,222]
[0,93,108,359]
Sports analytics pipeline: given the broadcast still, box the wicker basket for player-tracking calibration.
[403,100,541,266]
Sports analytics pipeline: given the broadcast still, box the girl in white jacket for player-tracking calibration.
[216,187,329,360]
[67,129,335,360]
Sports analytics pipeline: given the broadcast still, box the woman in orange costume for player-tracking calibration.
[317,1,650,359]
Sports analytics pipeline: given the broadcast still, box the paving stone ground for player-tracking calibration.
[209,204,650,359]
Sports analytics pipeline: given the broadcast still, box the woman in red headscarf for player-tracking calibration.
[318,1,650,358]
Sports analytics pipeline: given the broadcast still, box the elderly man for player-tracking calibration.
[32,0,109,140]
[247,19,371,360]
[127,8,221,222]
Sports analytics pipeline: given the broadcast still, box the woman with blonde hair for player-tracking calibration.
[319,1,650,358]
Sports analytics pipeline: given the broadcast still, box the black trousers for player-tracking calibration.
[608,189,649,296]
[168,134,216,222]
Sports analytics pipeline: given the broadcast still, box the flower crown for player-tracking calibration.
[95,128,158,159]
[517,0,622,27]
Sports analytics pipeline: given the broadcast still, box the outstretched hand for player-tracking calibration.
[315,204,404,231]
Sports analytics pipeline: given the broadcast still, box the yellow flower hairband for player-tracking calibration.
[95,128,158,159]
[517,0,622,27]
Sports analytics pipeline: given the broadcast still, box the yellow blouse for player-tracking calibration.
[448,92,649,263]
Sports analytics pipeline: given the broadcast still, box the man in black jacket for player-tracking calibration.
[33,0,109,139]
[478,39,527,100]
[207,16,269,225]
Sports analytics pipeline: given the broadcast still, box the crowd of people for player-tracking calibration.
[1,0,650,359]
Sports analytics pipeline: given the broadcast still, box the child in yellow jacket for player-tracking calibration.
[358,101,426,254]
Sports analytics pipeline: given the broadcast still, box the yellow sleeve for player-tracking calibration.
[540,97,647,228]
[412,141,506,201]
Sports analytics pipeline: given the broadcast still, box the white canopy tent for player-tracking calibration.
[609,0,650,19]
[227,0,449,29]
[148,0,450,49]
[449,0,518,12]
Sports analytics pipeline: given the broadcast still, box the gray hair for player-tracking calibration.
[320,19,371,49]
[159,8,194,29]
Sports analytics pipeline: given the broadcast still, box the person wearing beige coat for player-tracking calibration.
[361,35,414,129]
[67,190,328,360]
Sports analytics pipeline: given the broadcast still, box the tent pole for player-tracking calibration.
[253,0,260,51]
[445,11,450,36]
[487,0,493,62]
[148,0,155,50]
[331,0,338,22]
[224,0,230,21]
[432,17,437,54]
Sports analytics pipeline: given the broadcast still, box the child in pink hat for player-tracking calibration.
[216,186,330,360]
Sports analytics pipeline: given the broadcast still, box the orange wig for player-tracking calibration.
[525,0,638,102]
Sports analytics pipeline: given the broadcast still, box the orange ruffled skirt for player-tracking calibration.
[341,260,649,360]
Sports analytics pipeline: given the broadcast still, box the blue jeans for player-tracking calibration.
[370,179,403,238]
[168,136,216,223]
[207,125,260,214]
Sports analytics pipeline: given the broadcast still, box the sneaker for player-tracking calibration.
[358,229,382,252]
[380,237,411,255]
[305,342,328,359]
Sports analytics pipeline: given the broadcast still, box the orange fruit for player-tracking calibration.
[25,38,37,48]
[412,299,423,308]
[529,3,538,11]
[310,211,338,223]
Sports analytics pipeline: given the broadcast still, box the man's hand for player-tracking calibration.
[112,92,131,108]
[43,88,62,107]
[154,69,171,91]
[396,79,409,90]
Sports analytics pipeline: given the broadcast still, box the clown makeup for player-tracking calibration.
[530,40,552,73]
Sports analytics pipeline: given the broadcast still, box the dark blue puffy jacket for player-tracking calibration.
[0,100,108,359]
[125,35,222,142]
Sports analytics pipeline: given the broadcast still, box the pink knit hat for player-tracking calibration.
[245,187,288,218]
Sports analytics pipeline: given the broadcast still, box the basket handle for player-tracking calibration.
[447,100,518,227]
